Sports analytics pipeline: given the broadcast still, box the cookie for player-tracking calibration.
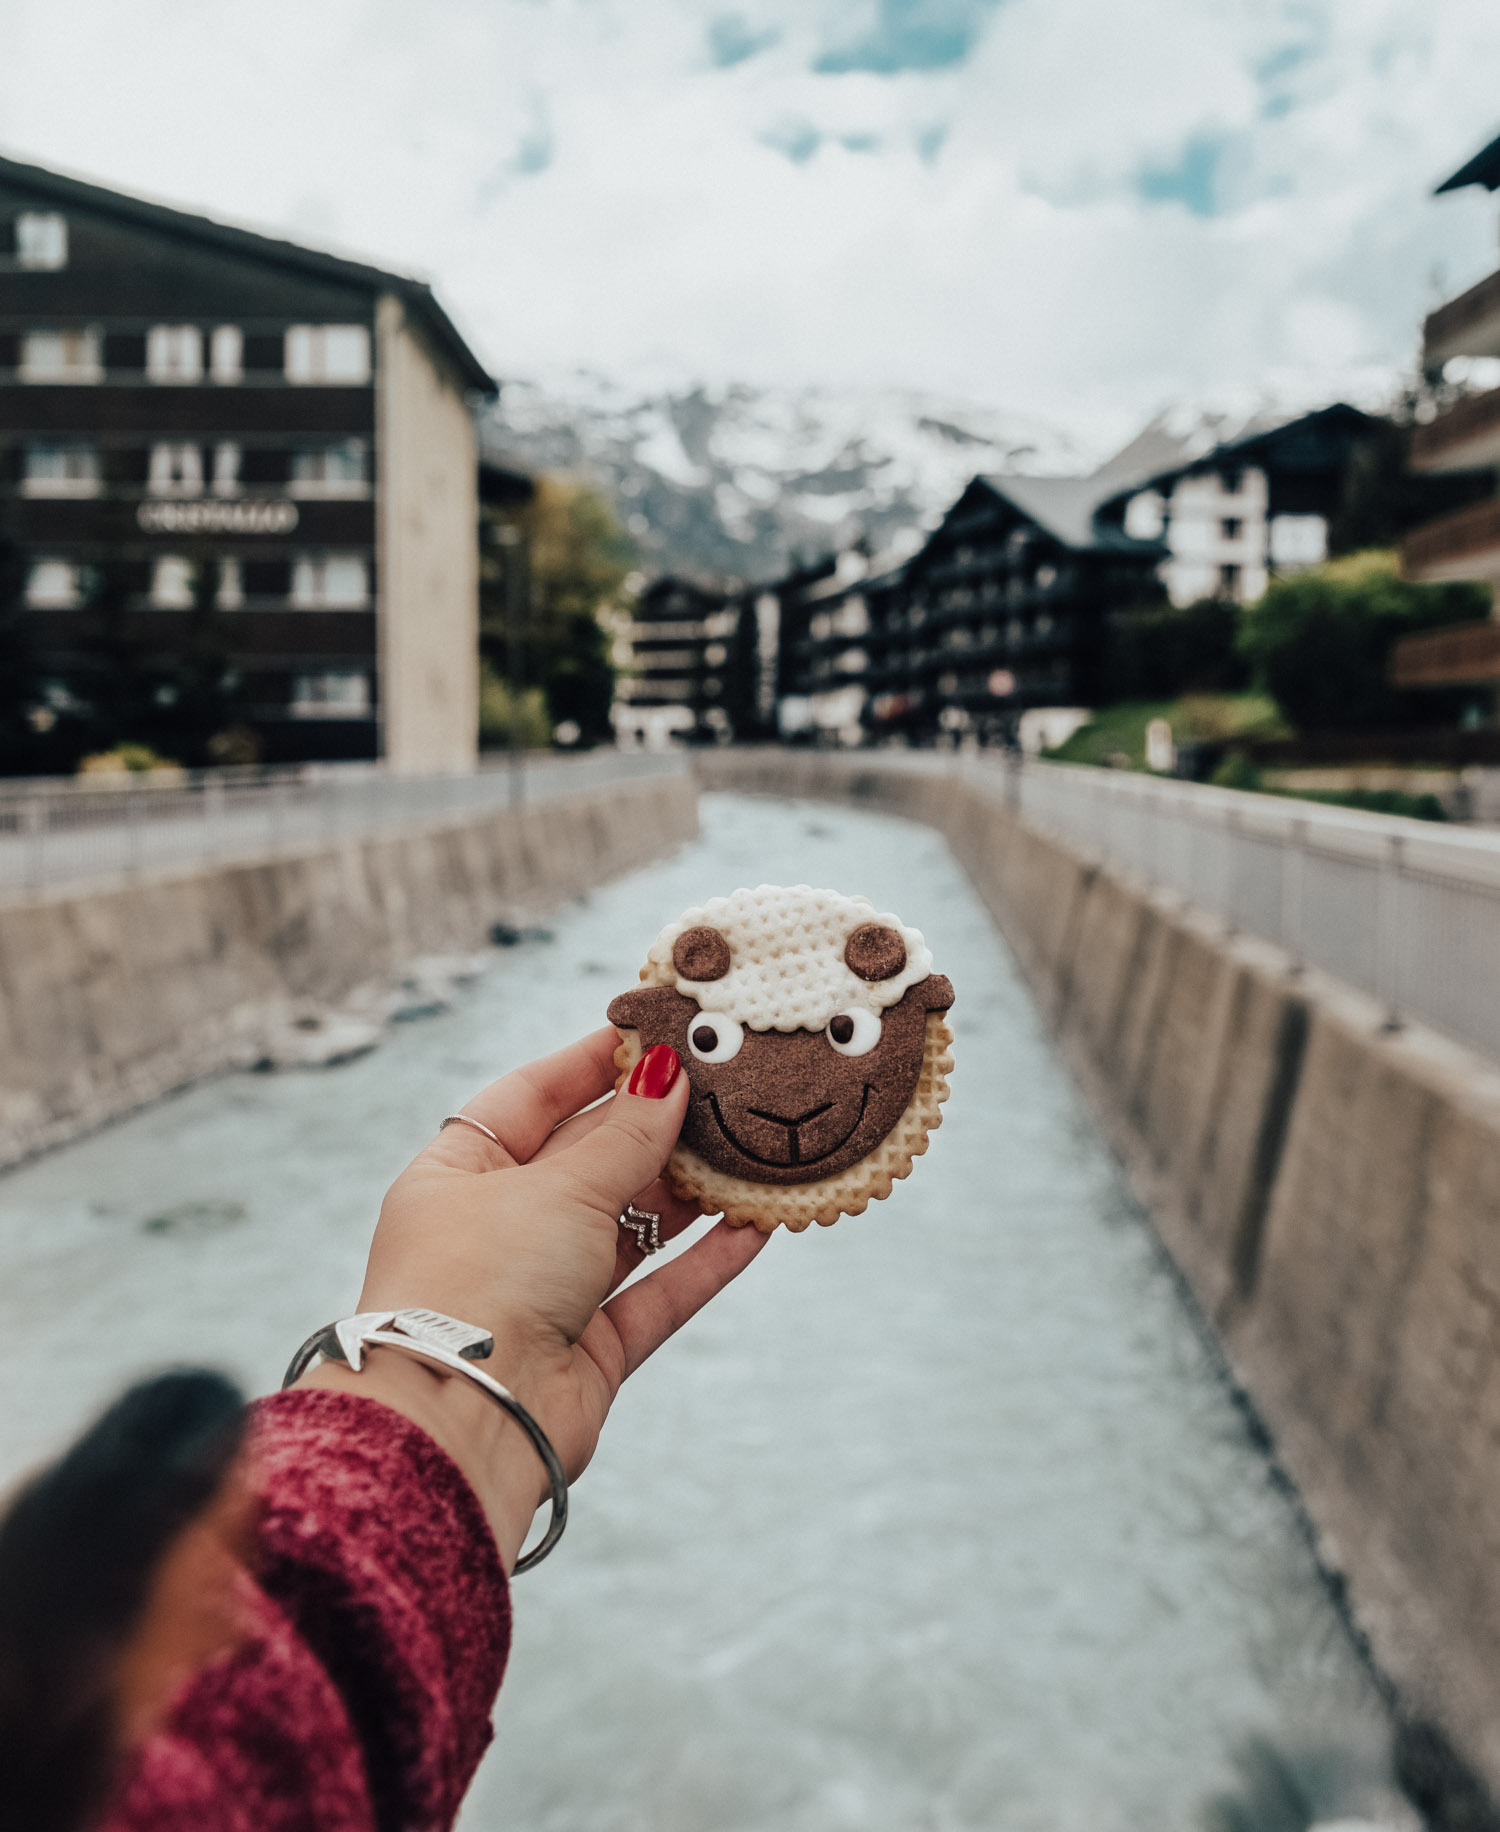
[608,885,954,1232]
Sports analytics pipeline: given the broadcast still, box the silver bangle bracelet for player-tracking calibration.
[282,1307,568,1573]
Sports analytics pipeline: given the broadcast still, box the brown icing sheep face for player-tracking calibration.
[609,928,954,1186]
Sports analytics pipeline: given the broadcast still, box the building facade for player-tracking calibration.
[1096,406,1381,607]
[1394,129,1500,699]
[848,475,1164,747]
[611,574,744,747]
[0,153,493,773]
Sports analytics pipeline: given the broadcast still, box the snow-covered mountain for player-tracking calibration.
[482,373,1093,583]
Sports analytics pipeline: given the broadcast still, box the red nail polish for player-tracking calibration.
[627,1044,681,1099]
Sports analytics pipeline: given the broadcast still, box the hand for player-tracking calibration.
[298,1027,770,1568]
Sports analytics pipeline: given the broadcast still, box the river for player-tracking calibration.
[0,791,1409,1831]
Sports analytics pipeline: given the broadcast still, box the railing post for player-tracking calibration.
[1223,806,1240,937]
[1281,816,1306,973]
[204,774,225,861]
[126,786,144,877]
[1376,832,1404,1029]
[23,795,44,894]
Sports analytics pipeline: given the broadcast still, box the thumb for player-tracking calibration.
[556,1045,689,1217]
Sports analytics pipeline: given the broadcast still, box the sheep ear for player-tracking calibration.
[915,973,954,1011]
[845,923,907,981]
[608,985,690,1029]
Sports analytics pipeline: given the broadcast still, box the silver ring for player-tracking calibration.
[440,1113,503,1150]
[620,1203,663,1255]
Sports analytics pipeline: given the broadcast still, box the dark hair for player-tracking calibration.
[0,1368,247,1832]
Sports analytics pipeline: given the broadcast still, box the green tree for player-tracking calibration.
[1104,596,1249,703]
[1238,550,1490,731]
[480,476,631,747]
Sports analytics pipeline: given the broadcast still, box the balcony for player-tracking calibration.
[1411,387,1500,473]
[1390,619,1500,688]
[1403,497,1500,582]
[1424,267,1500,369]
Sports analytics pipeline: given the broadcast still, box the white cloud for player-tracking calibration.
[1,0,1498,448]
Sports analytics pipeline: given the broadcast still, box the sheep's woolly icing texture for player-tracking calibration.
[641,884,933,1031]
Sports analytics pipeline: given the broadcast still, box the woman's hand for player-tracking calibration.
[298,1027,769,1569]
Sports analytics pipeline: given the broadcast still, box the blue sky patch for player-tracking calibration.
[708,14,781,67]
[916,122,949,164]
[1137,132,1229,218]
[814,0,1003,75]
[762,118,822,164]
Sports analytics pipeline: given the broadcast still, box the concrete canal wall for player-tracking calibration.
[697,747,1500,1801]
[0,771,696,1169]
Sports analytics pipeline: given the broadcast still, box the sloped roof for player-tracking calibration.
[1436,130,1500,195]
[975,473,1159,552]
[0,150,495,395]
[1090,403,1379,520]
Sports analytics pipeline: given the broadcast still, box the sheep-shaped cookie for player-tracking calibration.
[608,884,954,1232]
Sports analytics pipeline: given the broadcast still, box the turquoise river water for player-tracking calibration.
[0,793,1412,1831]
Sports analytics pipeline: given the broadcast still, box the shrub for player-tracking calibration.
[1237,551,1489,732]
[1104,597,1249,702]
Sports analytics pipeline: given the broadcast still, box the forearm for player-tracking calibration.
[297,1355,548,1573]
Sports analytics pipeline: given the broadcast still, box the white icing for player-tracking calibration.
[826,1007,882,1056]
[642,884,933,1032]
[686,1011,744,1063]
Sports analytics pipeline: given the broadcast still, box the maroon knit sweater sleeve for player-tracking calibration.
[103,1388,512,1832]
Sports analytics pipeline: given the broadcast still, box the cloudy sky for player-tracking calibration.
[2,0,1499,449]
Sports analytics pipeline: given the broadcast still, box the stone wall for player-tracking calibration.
[0,772,696,1168]
[697,748,1500,1801]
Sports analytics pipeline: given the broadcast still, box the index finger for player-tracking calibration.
[425,1027,622,1171]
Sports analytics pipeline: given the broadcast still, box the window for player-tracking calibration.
[212,442,241,496]
[15,212,66,269]
[25,560,83,608]
[1269,514,1327,568]
[1221,518,1243,541]
[288,439,368,497]
[291,554,369,607]
[1218,563,1241,598]
[284,324,371,385]
[22,443,100,498]
[217,559,244,608]
[19,328,102,382]
[150,555,196,608]
[146,325,203,383]
[209,325,243,384]
[290,671,371,718]
[149,443,203,496]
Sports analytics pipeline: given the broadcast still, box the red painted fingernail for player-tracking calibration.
[627,1043,680,1099]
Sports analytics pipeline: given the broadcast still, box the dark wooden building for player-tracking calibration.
[850,475,1164,746]
[1394,129,1500,699]
[611,574,743,746]
[0,152,494,771]
[1091,405,1383,607]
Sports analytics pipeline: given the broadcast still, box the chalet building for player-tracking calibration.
[1093,405,1381,606]
[848,475,1165,746]
[774,550,894,744]
[1394,130,1500,702]
[611,574,743,747]
[0,152,494,771]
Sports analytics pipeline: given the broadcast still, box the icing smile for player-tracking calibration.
[706,1085,872,1169]
[607,973,954,1188]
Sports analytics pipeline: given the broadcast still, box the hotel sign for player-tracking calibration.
[137,500,299,535]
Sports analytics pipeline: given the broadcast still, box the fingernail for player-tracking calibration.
[627,1043,681,1099]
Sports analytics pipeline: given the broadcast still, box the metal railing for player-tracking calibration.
[993,756,1500,1062]
[0,750,688,902]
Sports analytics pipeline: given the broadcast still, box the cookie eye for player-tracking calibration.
[687,1012,743,1063]
[825,1008,881,1056]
